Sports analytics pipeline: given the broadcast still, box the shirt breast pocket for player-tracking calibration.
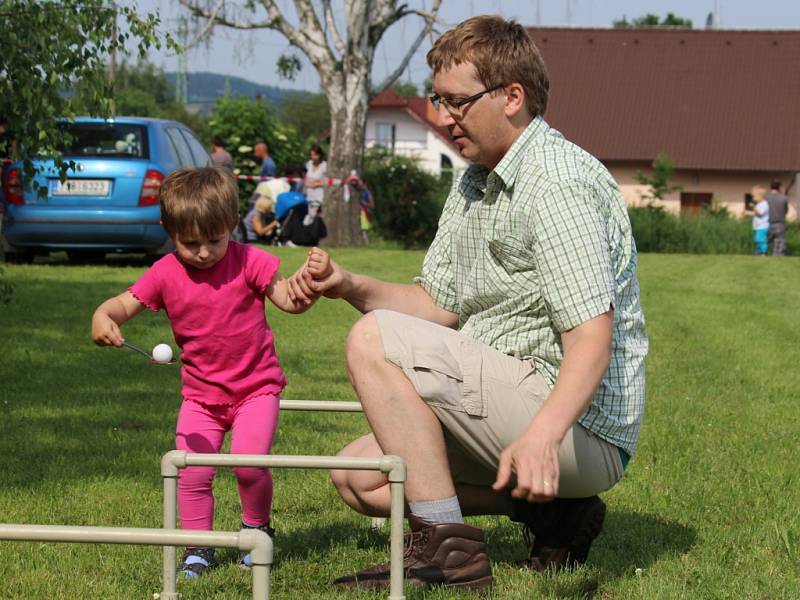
[487,235,535,275]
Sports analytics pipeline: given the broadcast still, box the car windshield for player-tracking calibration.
[59,123,149,159]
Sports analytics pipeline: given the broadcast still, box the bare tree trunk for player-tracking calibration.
[178,0,443,246]
[322,65,370,245]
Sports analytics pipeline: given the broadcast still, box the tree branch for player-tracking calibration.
[260,0,336,79]
[182,0,223,49]
[372,0,443,96]
[322,0,346,56]
[178,0,274,31]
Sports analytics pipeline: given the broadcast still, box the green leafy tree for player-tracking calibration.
[280,91,330,142]
[635,152,682,201]
[0,0,171,175]
[390,81,419,97]
[111,62,207,138]
[363,148,448,248]
[208,95,307,206]
[614,13,693,29]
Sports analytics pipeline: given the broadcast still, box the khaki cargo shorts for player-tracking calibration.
[373,309,624,497]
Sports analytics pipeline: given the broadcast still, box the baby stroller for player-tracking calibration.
[276,191,327,247]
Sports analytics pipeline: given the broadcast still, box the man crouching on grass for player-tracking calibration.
[290,15,648,591]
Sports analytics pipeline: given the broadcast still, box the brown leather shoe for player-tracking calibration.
[512,495,606,572]
[334,514,493,590]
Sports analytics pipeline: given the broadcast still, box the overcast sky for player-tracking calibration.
[131,0,800,92]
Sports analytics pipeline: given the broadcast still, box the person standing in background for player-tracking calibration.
[209,135,233,171]
[304,144,327,226]
[254,142,277,178]
[765,179,789,256]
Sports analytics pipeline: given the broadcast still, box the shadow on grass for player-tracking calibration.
[270,509,695,598]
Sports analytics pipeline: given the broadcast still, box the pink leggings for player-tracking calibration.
[175,394,279,531]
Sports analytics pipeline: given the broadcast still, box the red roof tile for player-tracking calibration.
[369,89,459,152]
[527,27,800,171]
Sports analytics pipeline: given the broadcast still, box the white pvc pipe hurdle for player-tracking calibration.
[279,400,388,531]
[161,451,407,600]
[0,525,272,600]
[279,399,364,412]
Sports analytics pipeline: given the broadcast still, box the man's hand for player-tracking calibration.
[287,247,349,304]
[492,427,561,503]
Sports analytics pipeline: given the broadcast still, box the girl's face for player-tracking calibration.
[310,149,322,165]
[173,228,230,270]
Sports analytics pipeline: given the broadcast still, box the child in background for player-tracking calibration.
[358,180,375,244]
[91,167,327,577]
[745,185,769,256]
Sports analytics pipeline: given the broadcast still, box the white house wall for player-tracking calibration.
[365,108,468,176]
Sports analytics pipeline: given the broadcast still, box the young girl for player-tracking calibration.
[91,167,326,577]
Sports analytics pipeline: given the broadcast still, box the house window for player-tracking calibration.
[375,122,395,151]
[680,192,712,216]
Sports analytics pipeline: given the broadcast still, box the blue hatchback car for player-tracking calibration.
[1,117,211,262]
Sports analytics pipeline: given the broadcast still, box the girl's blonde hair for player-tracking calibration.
[751,185,766,202]
[160,167,240,238]
[255,194,275,214]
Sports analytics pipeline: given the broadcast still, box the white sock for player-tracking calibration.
[409,496,464,524]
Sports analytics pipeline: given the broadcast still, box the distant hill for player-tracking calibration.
[165,71,307,112]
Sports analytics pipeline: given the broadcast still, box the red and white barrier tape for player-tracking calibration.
[235,174,360,186]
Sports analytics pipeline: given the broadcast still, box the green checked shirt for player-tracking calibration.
[417,117,648,455]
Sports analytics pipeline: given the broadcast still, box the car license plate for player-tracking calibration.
[51,179,110,196]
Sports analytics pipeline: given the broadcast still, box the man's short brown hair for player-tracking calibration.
[426,15,549,118]
[159,167,240,239]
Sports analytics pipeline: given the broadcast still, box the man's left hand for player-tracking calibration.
[492,429,561,502]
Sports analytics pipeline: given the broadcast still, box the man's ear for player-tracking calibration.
[504,82,527,119]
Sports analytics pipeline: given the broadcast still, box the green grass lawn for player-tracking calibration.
[1,249,799,599]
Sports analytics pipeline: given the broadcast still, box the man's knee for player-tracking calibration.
[345,312,384,373]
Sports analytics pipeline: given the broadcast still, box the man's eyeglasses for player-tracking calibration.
[429,85,504,113]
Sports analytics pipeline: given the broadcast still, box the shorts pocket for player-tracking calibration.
[398,336,488,419]
[460,338,487,418]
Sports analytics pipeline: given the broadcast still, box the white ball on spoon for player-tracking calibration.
[152,343,173,364]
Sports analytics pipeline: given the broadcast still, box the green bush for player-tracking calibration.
[628,205,798,255]
[208,96,308,208]
[363,149,449,248]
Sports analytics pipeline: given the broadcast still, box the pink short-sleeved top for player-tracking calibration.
[130,241,286,406]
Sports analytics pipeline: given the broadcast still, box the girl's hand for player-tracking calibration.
[306,247,333,279]
[91,312,124,347]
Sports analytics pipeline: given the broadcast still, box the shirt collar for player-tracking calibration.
[491,116,547,189]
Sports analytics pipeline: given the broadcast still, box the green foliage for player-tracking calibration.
[390,81,419,97]
[276,53,303,81]
[208,96,307,206]
[279,91,330,142]
[634,152,681,201]
[73,62,208,139]
[363,149,449,248]
[0,0,172,183]
[628,205,799,255]
[614,13,693,29]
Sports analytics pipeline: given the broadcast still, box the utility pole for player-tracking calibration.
[176,16,189,105]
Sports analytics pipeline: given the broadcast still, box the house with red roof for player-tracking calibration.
[365,88,468,178]
[366,27,799,219]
